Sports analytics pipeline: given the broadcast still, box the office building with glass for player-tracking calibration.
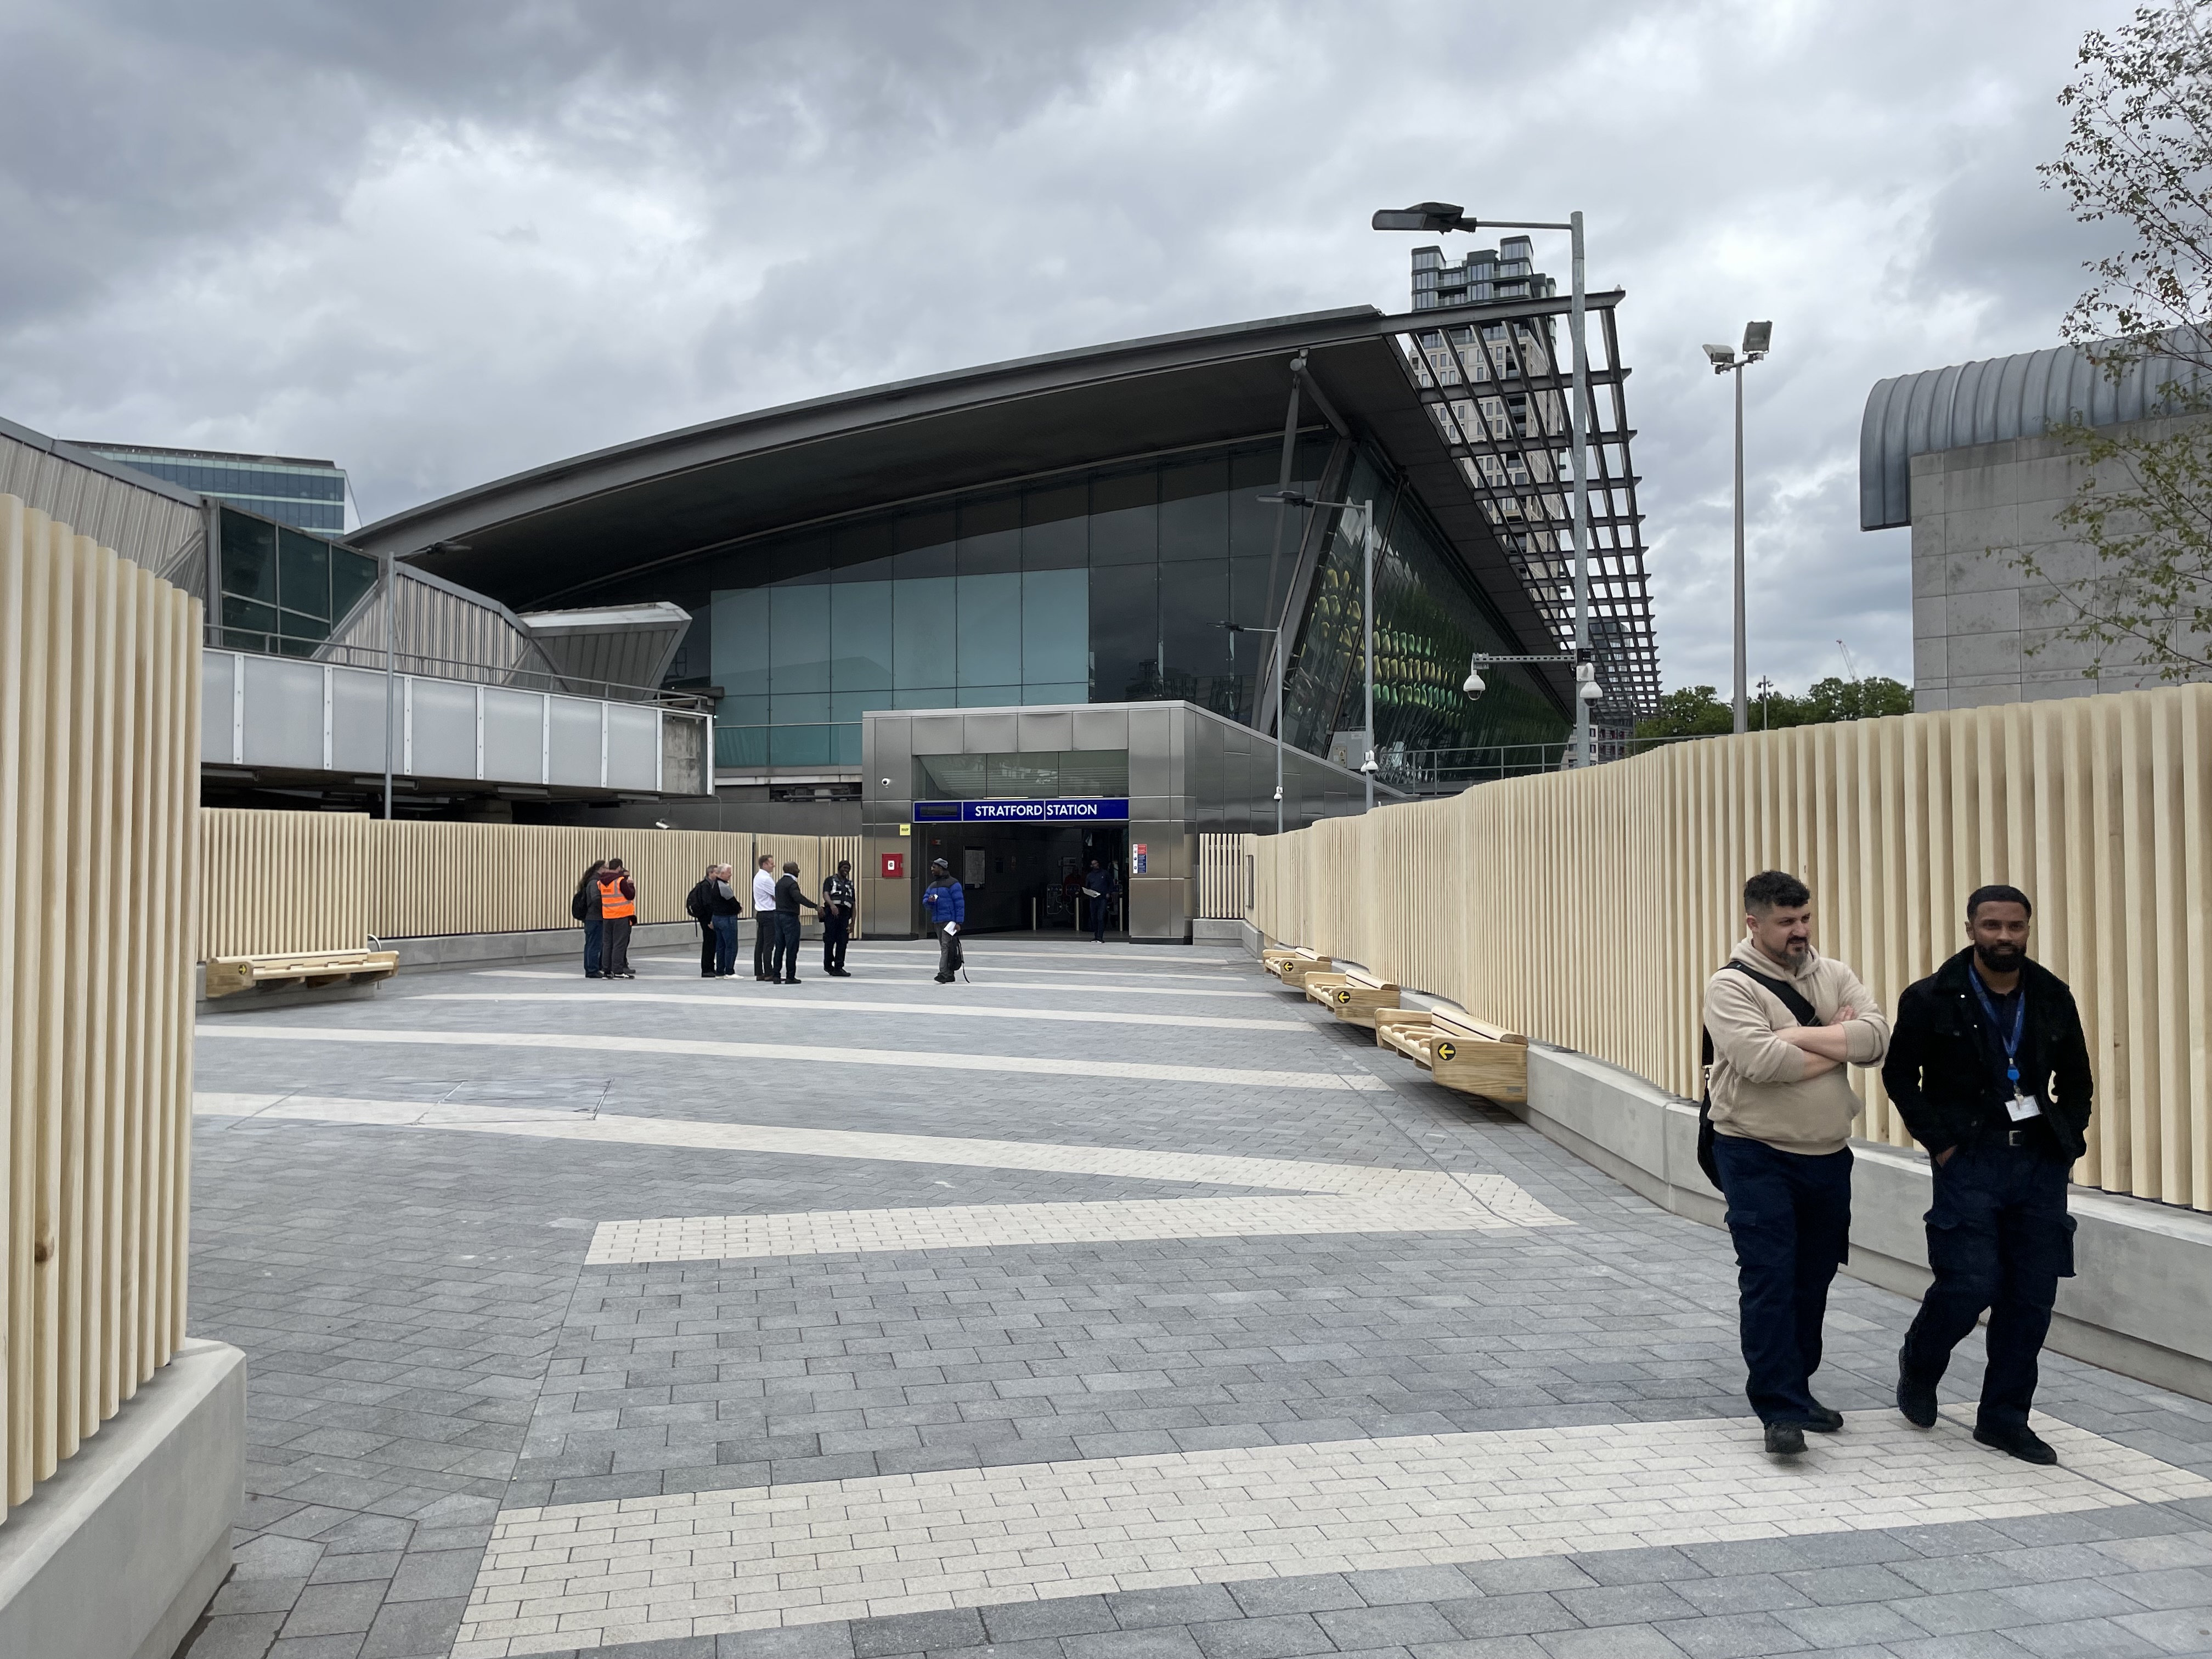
[72,442,348,534]
[353,300,1658,935]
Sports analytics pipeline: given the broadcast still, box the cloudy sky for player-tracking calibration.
[0,0,2137,693]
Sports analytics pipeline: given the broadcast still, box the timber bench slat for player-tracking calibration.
[1321,964,1400,1030]
[1374,1003,1528,1103]
[1263,946,1333,988]
[205,947,400,1000]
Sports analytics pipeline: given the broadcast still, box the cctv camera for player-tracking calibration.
[1578,680,1605,703]
[1463,663,1487,698]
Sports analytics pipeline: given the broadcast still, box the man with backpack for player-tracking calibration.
[1703,869,1890,1457]
[688,863,742,978]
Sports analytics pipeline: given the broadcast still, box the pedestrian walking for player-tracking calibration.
[922,856,965,983]
[770,860,819,984]
[690,862,741,978]
[1702,869,1890,1457]
[594,859,638,979]
[751,853,778,981]
[1886,885,2092,1465]
[574,859,607,978]
[821,859,856,977]
[1082,856,1119,943]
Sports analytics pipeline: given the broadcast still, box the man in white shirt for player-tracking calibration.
[751,854,778,981]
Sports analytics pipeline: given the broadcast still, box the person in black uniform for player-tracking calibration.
[821,860,856,977]
[1883,884,2094,1465]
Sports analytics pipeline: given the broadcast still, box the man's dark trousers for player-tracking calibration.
[1712,1133,1853,1425]
[753,913,774,979]
[823,911,849,972]
[772,911,802,981]
[711,913,738,977]
[1900,1140,2073,1432]
[698,919,717,975]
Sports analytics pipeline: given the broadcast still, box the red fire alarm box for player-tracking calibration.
[881,852,905,880]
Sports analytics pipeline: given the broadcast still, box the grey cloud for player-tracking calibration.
[0,0,2152,696]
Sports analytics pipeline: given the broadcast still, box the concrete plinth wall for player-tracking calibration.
[0,1340,245,1659]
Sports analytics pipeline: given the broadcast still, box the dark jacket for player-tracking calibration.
[772,874,818,916]
[922,879,965,926]
[822,873,855,917]
[1882,947,2094,1161]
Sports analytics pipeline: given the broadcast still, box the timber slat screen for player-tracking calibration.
[1248,684,2212,1212]
[200,816,866,960]
[1,495,200,1520]
[1196,836,1248,919]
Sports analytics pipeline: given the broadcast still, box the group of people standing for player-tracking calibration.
[1703,869,2092,1466]
[569,854,856,984]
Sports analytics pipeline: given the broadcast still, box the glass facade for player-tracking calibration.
[686,433,1566,769]
[213,505,381,657]
[913,750,1131,800]
[78,444,348,534]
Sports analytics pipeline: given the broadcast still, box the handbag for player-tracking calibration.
[1699,961,1820,1190]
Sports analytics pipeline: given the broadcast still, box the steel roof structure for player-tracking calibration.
[354,298,1659,723]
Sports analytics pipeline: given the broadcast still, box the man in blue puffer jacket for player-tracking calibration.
[921,857,965,984]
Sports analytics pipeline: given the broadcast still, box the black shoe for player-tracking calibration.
[1898,1354,1938,1429]
[783,978,802,984]
[1764,1422,1806,1457]
[755,974,772,982]
[1805,1403,1843,1434]
[702,972,716,978]
[934,974,953,984]
[1974,1423,2057,1465]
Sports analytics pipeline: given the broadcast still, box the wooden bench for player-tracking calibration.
[204,947,399,1000]
[1376,1006,1528,1104]
[1314,965,1400,1029]
[1262,946,1333,989]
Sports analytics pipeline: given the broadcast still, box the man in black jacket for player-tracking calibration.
[821,860,856,977]
[1882,884,2093,1465]
[770,860,820,985]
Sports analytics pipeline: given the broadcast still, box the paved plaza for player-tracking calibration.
[181,939,2212,1659]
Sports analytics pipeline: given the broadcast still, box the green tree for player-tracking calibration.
[1788,675,1914,724]
[1634,677,1911,746]
[1633,685,1733,743]
[2022,0,2212,680]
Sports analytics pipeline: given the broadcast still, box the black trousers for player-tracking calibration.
[1901,1140,2074,1432]
[601,916,633,977]
[771,911,802,981]
[698,919,717,974]
[823,911,850,970]
[753,912,774,978]
[1712,1133,1853,1425]
[935,924,962,980]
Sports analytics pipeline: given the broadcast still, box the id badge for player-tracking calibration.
[2004,1092,2041,1123]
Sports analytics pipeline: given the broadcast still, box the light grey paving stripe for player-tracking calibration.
[450,1413,2212,1654]
[194,1025,1387,1092]
[587,1194,1528,1263]
[410,992,1296,1032]
[471,967,1270,993]
[191,1093,1562,1221]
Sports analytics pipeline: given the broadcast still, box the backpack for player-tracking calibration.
[685,879,713,921]
[571,888,590,921]
[1699,961,1820,1190]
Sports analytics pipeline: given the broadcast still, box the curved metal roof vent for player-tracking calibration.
[1859,332,2212,531]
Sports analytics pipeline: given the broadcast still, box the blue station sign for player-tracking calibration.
[914,798,1131,823]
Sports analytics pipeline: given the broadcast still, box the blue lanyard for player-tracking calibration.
[1968,971,2026,1091]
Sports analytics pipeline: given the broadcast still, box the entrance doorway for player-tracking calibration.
[917,824,1127,935]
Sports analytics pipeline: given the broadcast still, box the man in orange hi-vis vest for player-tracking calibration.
[596,859,638,979]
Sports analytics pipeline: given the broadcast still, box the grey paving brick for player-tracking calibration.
[1648,1611,1812,1658]
[1063,1630,1207,1659]
[981,1598,1120,1644]
[1773,1598,1933,1647]
[1532,1623,1690,1658]
[2112,1606,2212,1651]
[1778,1562,1923,1605]
[854,1611,990,1658]
[1315,1605,1468,1649]
[1226,1575,1367,1617]
[1103,1587,1246,1629]
[1554,1582,1701,1627]
[1345,1566,1483,1606]
[1188,1613,1336,1659]
[1436,1595,1581,1639]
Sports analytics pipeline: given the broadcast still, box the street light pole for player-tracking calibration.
[1703,324,1771,735]
[1360,504,1377,811]
[382,546,398,820]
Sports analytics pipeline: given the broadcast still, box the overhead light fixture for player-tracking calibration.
[1370,201,1470,234]
[1702,343,1737,368]
[1742,320,1773,357]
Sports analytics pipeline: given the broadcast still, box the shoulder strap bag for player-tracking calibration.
[1698,961,1820,1190]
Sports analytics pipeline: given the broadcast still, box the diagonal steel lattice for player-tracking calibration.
[1392,295,1659,726]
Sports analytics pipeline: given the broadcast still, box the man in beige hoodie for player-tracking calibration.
[1705,869,1891,1457]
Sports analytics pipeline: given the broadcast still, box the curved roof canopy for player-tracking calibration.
[1860,336,2212,531]
[351,299,1610,701]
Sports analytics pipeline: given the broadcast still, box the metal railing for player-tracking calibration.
[1385,732,1712,793]
[206,627,715,712]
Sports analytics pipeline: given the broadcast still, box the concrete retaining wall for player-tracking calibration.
[0,1339,245,1659]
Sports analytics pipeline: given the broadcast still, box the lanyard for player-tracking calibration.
[1968,970,2027,1092]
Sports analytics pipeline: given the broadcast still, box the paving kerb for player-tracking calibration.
[178,938,2212,1659]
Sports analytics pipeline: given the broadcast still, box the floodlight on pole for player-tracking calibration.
[1372,200,1594,766]
[1707,321,1773,735]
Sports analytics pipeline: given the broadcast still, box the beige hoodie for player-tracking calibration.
[1705,937,1891,1156]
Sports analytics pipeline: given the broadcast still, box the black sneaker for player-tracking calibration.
[783,978,802,985]
[1764,1422,1806,1457]
[1898,1353,1938,1429]
[1974,1423,2057,1465]
[1805,1403,1844,1433]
